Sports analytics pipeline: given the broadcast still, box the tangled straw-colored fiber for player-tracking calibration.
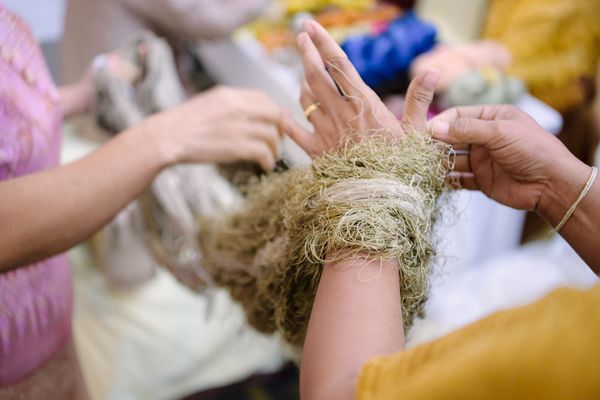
[198,130,450,350]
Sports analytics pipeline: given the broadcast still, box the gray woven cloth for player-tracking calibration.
[92,31,240,291]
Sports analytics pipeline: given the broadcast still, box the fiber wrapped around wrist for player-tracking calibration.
[198,131,450,349]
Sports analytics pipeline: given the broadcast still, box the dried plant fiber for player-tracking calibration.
[198,131,450,349]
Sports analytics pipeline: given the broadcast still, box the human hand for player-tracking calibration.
[430,104,585,211]
[282,20,440,157]
[142,86,282,171]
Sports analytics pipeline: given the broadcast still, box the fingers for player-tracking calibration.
[280,110,316,155]
[240,91,282,125]
[303,20,365,99]
[452,154,471,173]
[447,172,479,190]
[430,104,521,125]
[300,79,320,116]
[432,117,500,146]
[303,20,347,64]
[241,141,277,172]
[241,121,281,158]
[430,105,489,124]
[297,32,339,107]
[402,69,441,129]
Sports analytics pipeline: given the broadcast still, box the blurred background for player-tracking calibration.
[2,1,599,399]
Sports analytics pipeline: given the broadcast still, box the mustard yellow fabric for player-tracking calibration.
[482,0,600,112]
[357,284,600,400]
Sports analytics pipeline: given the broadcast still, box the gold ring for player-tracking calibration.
[304,102,321,119]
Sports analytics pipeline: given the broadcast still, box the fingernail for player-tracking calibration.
[304,20,317,37]
[432,120,449,136]
[422,69,441,90]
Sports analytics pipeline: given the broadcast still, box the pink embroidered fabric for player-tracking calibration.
[0,4,72,385]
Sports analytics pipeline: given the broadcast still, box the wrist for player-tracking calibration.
[536,154,591,227]
[126,116,180,170]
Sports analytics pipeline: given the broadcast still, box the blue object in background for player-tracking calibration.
[341,11,437,88]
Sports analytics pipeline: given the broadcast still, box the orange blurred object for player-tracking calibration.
[316,4,401,27]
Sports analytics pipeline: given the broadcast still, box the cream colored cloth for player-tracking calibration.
[415,0,490,43]
[71,246,286,400]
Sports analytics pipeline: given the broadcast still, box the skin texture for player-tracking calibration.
[431,105,600,272]
[282,25,440,156]
[291,20,439,400]
[295,20,600,400]
[0,83,282,272]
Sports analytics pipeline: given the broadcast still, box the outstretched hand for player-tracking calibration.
[282,20,440,157]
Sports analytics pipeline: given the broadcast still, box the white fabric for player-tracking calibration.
[71,247,286,400]
[62,128,287,400]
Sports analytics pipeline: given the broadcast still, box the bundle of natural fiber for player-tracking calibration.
[198,130,450,350]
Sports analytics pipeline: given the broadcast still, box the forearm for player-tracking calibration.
[301,257,404,400]
[538,157,600,273]
[0,122,172,272]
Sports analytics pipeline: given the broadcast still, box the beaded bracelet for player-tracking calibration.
[552,166,598,234]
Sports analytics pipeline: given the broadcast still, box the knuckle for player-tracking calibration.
[498,104,519,117]
[453,117,471,135]
[305,66,321,83]
[412,88,432,105]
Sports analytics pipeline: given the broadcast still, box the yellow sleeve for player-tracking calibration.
[357,284,600,400]
[482,0,600,112]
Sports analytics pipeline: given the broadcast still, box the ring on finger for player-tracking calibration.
[304,102,321,119]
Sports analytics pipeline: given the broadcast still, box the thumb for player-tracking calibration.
[403,69,440,128]
[433,117,499,145]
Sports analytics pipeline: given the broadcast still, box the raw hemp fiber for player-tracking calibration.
[197,129,451,351]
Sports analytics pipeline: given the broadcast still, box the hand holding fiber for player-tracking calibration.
[198,131,451,352]
[143,86,282,171]
[431,104,576,211]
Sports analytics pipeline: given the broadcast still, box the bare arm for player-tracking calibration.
[301,258,404,400]
[0,124,167,271]
[0,86,282,272]
[289,21,439,400]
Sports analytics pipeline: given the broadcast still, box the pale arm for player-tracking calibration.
[0,86,282,272]
[300,258,404,400]
[0,123,170,272]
